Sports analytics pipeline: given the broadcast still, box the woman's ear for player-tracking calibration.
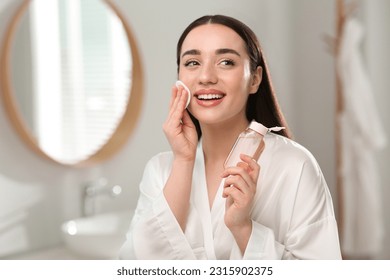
[249,66,262,94]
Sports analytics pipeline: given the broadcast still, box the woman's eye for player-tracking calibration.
[184,60,199,67]
[219,59,235,66]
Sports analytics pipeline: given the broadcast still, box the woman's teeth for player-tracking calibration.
[197,94,224,100]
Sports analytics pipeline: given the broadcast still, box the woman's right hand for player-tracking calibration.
[163,85,198,161]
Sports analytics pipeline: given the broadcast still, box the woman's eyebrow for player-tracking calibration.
[215,48,241,57]
[181,48,241,58]
[181,49,200,58]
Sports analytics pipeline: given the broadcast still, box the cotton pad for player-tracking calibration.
[175,80,191,108]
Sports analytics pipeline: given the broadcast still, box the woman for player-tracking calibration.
[119,15,341,259]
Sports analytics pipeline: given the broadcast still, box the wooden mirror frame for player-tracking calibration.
[0,0,143,167]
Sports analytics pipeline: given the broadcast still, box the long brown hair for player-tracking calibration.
[177,15,292,139]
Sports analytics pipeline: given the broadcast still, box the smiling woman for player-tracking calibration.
[119,14,341,260]
[0,0,143,167]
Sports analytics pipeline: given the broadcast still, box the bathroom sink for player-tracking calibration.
[61,210,133,259]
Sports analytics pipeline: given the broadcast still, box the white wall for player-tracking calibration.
[0,0,388,258]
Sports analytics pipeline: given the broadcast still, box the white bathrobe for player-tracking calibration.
[119,133,341,259]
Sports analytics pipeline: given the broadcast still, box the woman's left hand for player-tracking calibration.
[221,154,260,233]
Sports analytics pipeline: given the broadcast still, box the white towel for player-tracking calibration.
[337,18,387,257]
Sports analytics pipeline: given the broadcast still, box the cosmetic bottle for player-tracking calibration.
[224,121,284,168]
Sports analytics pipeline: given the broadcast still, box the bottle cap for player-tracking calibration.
[249,121,269,135]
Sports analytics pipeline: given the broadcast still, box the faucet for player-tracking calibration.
[82,177,122,216]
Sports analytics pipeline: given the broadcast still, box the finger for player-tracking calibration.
[221,153,259,175]
[222,165,256,190]
[223,185,253,210]
[177,86,190,110]
[168,87,182,117]
[168,86,178,109]
[221,166,241,178]
[181,109,194,128]
[239,154,260,181]
[165,98,187,135]
[169,88,188,121]
[223,175,252,197]
[222,183,245,201]
[164,89,183,134]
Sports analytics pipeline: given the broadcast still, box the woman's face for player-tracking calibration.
[178,23,261,126]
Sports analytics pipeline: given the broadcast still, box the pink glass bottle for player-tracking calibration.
[224,121,268,168]
[224,121,269,168]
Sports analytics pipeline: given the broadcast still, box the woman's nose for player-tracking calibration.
[199,63,217,85]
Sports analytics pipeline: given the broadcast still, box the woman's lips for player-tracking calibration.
[194,89,225,107]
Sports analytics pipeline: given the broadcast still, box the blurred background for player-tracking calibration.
[0,0,388,259]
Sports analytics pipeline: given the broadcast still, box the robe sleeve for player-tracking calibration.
[231,154,342,260]
[230,221,285,259]
[282,157,341,259]
[119,154,196,259]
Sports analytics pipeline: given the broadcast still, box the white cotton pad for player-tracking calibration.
[175,80,191,108]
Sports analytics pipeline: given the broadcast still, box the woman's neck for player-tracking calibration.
[201,118,249,165]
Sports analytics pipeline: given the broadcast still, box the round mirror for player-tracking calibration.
[0,0,143,167]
